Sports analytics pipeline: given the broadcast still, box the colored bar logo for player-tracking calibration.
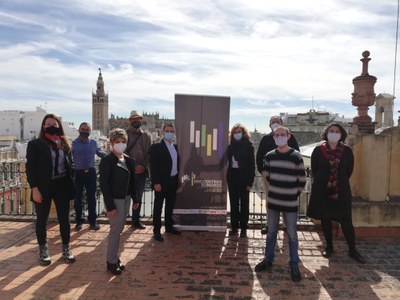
[190,121,224,158]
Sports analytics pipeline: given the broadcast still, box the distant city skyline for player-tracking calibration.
[0,1,399,132]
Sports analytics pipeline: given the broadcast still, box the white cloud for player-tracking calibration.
[0,0,399,132]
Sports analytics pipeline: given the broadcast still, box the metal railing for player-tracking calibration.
[0,161,312,224]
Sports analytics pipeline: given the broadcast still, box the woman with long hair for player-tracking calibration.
[226,123,255,237]
[26,113,76,265]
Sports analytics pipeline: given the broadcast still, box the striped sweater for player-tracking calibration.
[263,148,306,212]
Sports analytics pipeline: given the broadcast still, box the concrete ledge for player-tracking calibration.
[337,226,400,237]
[352,198,400,227]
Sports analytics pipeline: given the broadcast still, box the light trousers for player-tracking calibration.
[107,196,131,264]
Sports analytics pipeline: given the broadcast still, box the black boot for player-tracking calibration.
[107,261,122,275]
[349,250,366,264]
[228,229,238,236]
[322,246,334,258]
[118,259,125,270]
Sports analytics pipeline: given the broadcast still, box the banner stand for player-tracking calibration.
[174,94,230,232]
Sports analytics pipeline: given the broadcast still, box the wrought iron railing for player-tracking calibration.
[0,160,311,224]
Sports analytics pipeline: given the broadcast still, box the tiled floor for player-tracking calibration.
[0,221,399,299]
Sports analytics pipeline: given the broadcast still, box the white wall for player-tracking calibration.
[22,108,47,140]
[0,111,21,138]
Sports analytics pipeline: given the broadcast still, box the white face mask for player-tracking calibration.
[270,123,280,130]
[327,132,341,143]
[113,142,127,154]
[274,136,288,147]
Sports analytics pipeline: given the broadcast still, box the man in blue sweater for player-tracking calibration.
[255,126,306,282]
[72,122,107,231]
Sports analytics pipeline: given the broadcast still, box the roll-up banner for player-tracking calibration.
[174,94,230,231]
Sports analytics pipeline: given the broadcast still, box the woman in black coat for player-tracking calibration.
[307,123,365,263]
[26,113,76,265]
[226,123,255,237]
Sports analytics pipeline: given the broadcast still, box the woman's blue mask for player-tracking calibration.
[233,133,243,141]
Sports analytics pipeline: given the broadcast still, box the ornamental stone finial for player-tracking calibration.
[360,51,371,76]
[351,51,377,134]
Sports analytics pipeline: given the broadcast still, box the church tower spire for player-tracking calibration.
[92,68,109,135]
[96,68,105,95]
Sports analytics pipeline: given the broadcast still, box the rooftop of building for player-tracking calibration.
[0,219,399,299]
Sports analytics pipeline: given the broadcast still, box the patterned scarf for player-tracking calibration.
[320,142,345,200]
[44,133,62,150]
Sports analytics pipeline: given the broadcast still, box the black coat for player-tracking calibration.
[256,132,299,173]
[226,138,255,187]
[150,139,180,191]
[99,152,137,212]
[26,138,75,200]
[307,143,354,220]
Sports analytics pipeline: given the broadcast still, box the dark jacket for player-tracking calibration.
[99,152,137,212]
[256,132,299,173]
[26,138,75,200]
[307,143,354,220]
[150,139,180,191]
[226,138,255,187]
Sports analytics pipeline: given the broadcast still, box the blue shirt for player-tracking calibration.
[72,137,107,170]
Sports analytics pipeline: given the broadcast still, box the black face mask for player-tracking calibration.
[131,121,142,129]
[44,126,60,136]
[79,131,90,138]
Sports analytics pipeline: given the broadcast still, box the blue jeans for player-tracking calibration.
[132,172,146,223]
[265,209,299,267]
[74,168,97,225]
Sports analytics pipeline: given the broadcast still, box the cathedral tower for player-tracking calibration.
[92,68,109,135]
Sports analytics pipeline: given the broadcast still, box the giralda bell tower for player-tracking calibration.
[92,68,109,135]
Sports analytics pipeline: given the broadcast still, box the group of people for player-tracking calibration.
[26,112,365,280]
[226,116,365,283]
[26,111,180,275]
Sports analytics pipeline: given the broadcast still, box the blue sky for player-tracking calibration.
[0,0,399,133]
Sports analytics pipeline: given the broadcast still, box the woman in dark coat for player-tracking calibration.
[26,113,76,265]
[307,123,365,263]
[227,123,255,237]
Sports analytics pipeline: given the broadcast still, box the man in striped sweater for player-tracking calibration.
[255,126,306,282]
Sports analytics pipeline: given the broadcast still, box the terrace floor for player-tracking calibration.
[0,219,399,299]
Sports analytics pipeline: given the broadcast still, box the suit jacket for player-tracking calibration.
[150,139,180,191]
[26,138,75,200]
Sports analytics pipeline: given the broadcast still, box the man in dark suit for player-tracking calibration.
[150,124,181,241]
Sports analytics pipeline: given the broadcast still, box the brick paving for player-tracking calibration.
[0,221,399,299]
